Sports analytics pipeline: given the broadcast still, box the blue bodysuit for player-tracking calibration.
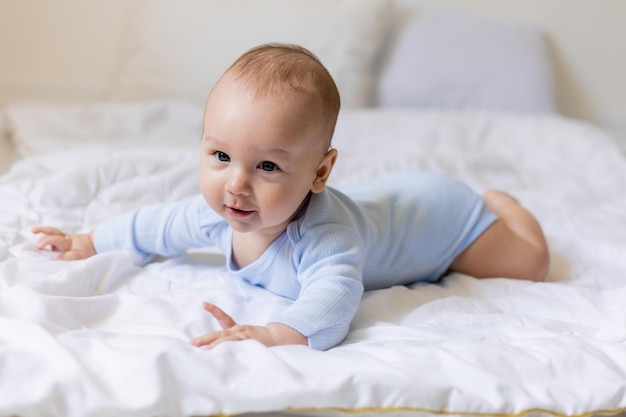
[93,171,496,350]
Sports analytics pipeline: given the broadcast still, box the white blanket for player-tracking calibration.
[1,102,626,417]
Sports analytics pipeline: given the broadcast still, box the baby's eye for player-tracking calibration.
[214,151,230,162]
[259,161,278,172]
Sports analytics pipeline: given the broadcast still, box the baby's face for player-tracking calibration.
[200,76,330,239]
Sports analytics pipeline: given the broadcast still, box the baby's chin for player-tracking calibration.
[230,219,293,238]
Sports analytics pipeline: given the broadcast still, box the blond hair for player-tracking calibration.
[224,43,341,149]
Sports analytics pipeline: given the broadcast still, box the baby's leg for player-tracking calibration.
[449,190,549,282]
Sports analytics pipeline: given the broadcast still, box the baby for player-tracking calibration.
[33,43,549,351]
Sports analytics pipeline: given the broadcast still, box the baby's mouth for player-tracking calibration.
[226,205,255,218]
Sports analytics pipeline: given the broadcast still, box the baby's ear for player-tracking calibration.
[311,149,338,193]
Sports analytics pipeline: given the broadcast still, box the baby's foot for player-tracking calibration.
[483,189,520,211]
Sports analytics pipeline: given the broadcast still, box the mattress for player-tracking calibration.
[1,101,625,417]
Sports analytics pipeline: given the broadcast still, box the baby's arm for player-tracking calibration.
[32,226,96,260]
[191,227,364,350]
[34,196,214,262]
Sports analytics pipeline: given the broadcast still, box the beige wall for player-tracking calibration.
[0,0,128,102]
[1,0,624,143]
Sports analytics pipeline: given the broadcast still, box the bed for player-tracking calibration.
[1,1,625,417]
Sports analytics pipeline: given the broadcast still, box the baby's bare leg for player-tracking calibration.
[449,190,549,282]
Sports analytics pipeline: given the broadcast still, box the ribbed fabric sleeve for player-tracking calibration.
[276,224,365,350]
[93,195,217,262]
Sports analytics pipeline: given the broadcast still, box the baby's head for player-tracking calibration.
[222,43,340,152]
[200,44,341,238]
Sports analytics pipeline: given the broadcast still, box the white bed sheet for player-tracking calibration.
[1,102,626,417]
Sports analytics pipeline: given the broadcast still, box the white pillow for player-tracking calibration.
[5,100,203,155]
[110,0,391,107]
[377,2,556,113]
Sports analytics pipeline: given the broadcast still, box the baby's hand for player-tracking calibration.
[190,302,307,349]
[32,226,96,260]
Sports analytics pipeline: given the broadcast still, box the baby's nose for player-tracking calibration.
[225,168,252,195]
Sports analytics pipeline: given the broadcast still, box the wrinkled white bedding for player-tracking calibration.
[1,102,626,417]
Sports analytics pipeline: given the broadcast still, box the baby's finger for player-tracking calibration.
[204,333,246,350]
[190,330,223,347]
[191,329,246,349]
[37,234,71,252]
[32,226,65,236]
[202,302,237,329]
